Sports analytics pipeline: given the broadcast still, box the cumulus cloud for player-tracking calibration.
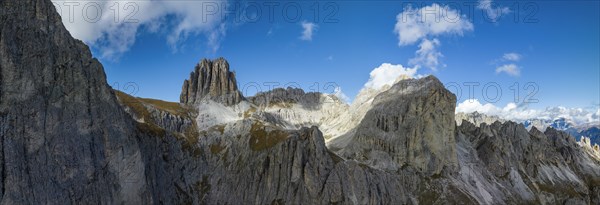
[52,0,228,60]
[300,21,318,41]
[477,0,511,22]
[394,3,473,46]
[495,64,520,76]
[394,3,473,71]
[502,52,522,61]
[364,63,418,90]
[456,99,600,126]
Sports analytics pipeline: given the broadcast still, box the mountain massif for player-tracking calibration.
[1,0,599,204]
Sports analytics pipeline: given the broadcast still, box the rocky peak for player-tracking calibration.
[180,57,243,105]
[334,76,458,175]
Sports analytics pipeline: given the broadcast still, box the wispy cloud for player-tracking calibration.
[300,21,318,41]
[477,0,511,22]
[502,52,522,61]
[495,64,520,76]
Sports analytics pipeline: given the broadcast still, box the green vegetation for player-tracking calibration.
[115,90,201,156]
[138,97,192,117]
[210,143,226,154]
[114,90,152,122]
[536,182,581,198]
[270,199,285,205]
[114,89,193,120]
[136,121,166,137]
[249,122,289,151]
[243,107,257,118]
[268,102,293,108]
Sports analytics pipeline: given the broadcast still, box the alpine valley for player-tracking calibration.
[1,0,599,204]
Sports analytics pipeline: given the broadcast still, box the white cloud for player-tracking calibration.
[456,99,600,126]
[300,21,318,41]
[502,52,522,61]
[394,3,473,46]
[364,63,418,90]
[333,87,350,103]
[495,63,520,76]
[52,0,228,60]
[409,38,444,71]
[394,3,473,71]
[207,23,227,53]
[477,0,511,22]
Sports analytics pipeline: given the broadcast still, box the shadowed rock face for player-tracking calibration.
[248,87,324,109]
[180,58,243,105]
[0,0,147,203]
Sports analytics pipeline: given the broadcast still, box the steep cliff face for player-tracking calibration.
[180,58,243,105]
[0,0,147,203]
[334,76,458,175]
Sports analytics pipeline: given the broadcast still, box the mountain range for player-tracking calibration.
[457,112,600,147]
[1,0,599,204]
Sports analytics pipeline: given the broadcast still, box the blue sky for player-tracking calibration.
[53,0,599,120]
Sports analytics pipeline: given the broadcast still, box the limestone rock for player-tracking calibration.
[180,58,243,105]
[337,76,458,175]
[457,120,600,204]
[248,87,323,109]
[455,111,505,126]
[0,0,148,203]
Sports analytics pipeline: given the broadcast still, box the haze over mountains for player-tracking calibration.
[1,0,600,204]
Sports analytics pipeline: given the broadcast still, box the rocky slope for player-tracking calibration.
[1,0,600,204]
[247,87,350,138]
